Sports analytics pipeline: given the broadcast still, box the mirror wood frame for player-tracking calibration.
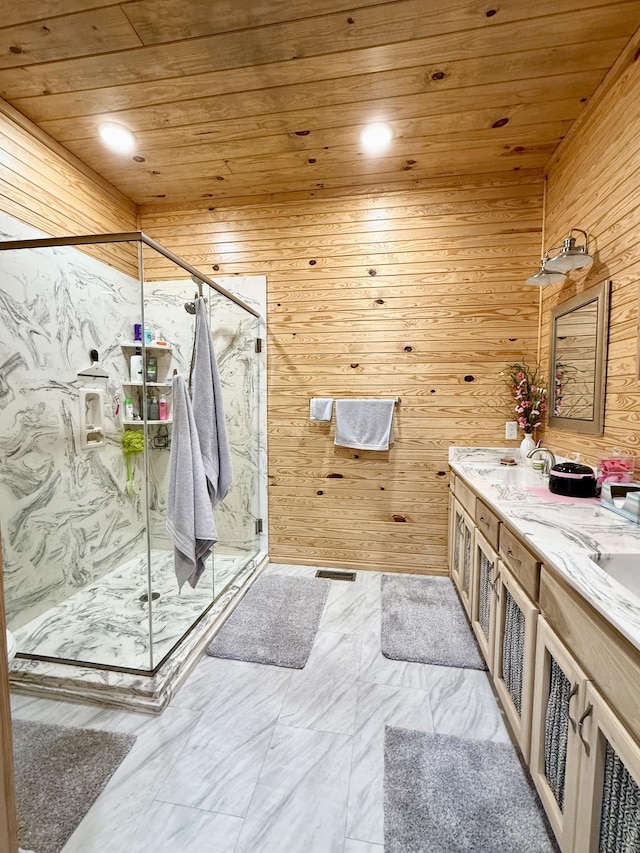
[548,279,610,436]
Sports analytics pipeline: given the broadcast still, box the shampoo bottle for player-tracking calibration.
[146,355,158,383]
[130,347,143,381]
[159,395,168,421]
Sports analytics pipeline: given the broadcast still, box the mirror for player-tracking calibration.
[548,280,610,435]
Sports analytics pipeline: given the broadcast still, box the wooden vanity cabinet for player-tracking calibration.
[450,498,474,618]
[470,529,498,673]
[573,682,640,853]
[499,525,541,602]
[449,468,640,853]
[530,617,589,852]
[531,618,640,853]
[475,497,500,552]
[493,559,539,762]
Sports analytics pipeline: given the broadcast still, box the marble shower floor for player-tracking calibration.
[13,549,251,671]
[11,564,513,853]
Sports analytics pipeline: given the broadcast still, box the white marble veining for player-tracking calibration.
[159,658,291,816]
[346,681,435,845]
[344,841,385,853]
[12,549,245,670]
[449,447,640,649]
[143,278,267,559]
[426,665,510,743]
[11,561,537,852]
[64,705,202,853]
[235,724,353,853]
[0,213,144,629]
[9,555,264,713]
[0,213,268,717]
[127,802,243,853]
[278,630,361,735]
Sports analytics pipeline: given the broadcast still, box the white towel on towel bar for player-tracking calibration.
[334,399,395,450]
[310,397,334,422]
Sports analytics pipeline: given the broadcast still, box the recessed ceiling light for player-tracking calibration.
[360,122,393,152]
[98,121,136,155]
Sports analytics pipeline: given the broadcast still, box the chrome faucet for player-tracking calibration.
[527,447,557,475]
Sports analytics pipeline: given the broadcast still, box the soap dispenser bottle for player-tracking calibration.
[130,347,143,382]
[159,395,168,421]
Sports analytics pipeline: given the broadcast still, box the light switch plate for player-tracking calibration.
[505,421,518,440]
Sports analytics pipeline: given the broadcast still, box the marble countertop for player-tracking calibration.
[449,447,640,651]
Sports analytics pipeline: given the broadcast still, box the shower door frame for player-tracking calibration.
[0,231,261,319]
[0,537,18,853]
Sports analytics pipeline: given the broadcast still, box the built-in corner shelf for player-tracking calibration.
[123,419,173,426]
[120,341,173,353]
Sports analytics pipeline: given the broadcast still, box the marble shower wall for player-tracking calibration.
[143,275,266,559]
[0,209,267,642]
[0,213,144,629]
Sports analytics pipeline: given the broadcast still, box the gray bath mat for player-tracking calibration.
[13,719,136,853]
[384,727,557,852]
[381,574,486,670]
[206,573,331,668]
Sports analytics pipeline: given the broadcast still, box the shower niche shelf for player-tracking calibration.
[120,341,173,353]
[122,419,173,426]
[121,339,173,425]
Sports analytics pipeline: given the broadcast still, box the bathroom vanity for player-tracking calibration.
[448,447,640,853]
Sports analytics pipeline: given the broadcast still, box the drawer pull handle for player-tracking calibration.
[506,548,522,564]
[479,515,487,523]
[567,682,579,730]
[578,703,593,754]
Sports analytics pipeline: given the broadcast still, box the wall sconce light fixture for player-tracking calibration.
[526,253,567,287]
[525,226,592,286]
[546,227,593,273]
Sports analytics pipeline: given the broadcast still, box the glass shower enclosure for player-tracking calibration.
[0,230,263,674]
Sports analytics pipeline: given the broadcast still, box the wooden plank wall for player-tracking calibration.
[0,99,138,272]
[142,171,542,573]
[541,37,640,473]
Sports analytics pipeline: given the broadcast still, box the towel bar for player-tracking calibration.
[311,396,400,405]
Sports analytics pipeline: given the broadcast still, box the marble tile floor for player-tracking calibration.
[12,549,251,672]
[10,563,512,853]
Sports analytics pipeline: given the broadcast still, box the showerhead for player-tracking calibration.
[184,300,197,314]
[191,274,204,286]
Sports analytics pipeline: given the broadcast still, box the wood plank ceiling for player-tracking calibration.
[0,1,637,206]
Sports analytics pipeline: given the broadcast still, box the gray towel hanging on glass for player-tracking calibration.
[167,374,217,591]
[192,297,232,506]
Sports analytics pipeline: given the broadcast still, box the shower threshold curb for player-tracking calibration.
[9,554,267,715]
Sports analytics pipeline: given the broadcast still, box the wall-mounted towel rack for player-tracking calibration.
[311,397,400,405]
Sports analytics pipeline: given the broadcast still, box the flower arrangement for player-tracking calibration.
[506,362,546,434]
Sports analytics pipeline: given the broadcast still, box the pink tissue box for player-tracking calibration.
[597,454,634,485]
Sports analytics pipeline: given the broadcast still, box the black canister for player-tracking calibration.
[548,462,597,498]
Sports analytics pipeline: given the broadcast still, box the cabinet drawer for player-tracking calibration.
[475,498,500,551]
[454,475,476,517]
[499,526,541,602]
